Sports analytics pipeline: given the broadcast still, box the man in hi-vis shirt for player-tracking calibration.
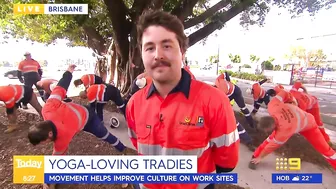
[126,10,239,189]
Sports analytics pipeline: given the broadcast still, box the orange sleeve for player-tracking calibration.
[18,61,24,71]
[126,96,138,149]
[273,89,294,103]
[260,123,293,156]
[86,87,96,103]
[47,86,66,104]
[5,101,15,109]
[209,90,239,169]
[292,81,302,90]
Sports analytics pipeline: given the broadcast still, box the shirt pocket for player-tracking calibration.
[174,125,209,148]
[136,123,152,143]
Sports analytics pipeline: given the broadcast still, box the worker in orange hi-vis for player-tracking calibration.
[36,79,72,102]
[289,81,332,146]
[17,52,45,109]
[215,73,255,128]
[0,84,42,133]
[73,74,104,89]
[248,78,270,114]
[248,89,336,170]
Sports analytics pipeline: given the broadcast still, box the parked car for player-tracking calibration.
[4,70,18,79]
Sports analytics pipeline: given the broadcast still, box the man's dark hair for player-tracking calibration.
[28,120,54,145]
[73,79,83,87]
[137,10,189,53]
[258,116,275,130]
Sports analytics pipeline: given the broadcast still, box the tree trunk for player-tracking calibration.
[109,43,117,84]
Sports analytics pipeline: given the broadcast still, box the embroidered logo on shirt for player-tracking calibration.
[196,116,204,127]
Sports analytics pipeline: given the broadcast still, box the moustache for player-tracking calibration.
[152,60,171,69]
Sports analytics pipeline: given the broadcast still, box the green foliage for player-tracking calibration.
[274,65,281,71]
[242,64,251,68]
[209,54,219,64]
[249,54,260,63]
[228,53,241,63]
[219,70,266,81]
[261,61,274,70]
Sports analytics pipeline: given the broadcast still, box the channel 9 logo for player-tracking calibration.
[275,158,301,171]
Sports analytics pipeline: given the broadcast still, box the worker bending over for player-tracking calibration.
[74,74,104,89]
[79,84,126,122]
[0,84,42,133]
[215,73,255,128]
[248,79,270,114]
[28,65,126,156]
[36,79,72,102]
[249,89,336,170]
[17,52,44,108]
[289,81,331,145]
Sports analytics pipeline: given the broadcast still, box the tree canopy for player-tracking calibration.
[0,0,334,92]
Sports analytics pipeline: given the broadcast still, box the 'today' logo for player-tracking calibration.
[16,159,42,169]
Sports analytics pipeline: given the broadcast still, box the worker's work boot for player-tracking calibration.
[246,143,256,152]
[248,161,257,170]
[22,104,28,109]
[4,124,19,133]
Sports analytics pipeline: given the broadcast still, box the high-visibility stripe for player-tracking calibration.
[49,94,62,101]
[210,128,239,148]
[274,95,283,102]
[238,130,246,134]
[324,153,336,160]
[66,103,84,130]
[273,138,285,144]
[99,132,110,140]
[117,104,125,109]
[137,143,211,157]
[287,105,308,133]
[128,128,137,139]
[48,94,89,130]
[227,83,235,96]
[244,113,251,117]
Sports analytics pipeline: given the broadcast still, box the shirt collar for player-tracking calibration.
[146,68,191,99]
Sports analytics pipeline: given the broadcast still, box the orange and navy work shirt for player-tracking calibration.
[38,79,58,94]
[81,74,97,88]
[0,85,25,109]
[257,90,314,156]
[86,84,107,103]
[289,81,317,110]
[18,59,41,74]
[251,83,266,101]
[126,69,239,189]
[43,84,89,155]
[215,73,235,96]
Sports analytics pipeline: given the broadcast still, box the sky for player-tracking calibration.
[0,1,335,66]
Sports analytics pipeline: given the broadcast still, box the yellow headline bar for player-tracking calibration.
[13,4,45,15]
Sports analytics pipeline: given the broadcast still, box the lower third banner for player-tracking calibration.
[44,173,238,184]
